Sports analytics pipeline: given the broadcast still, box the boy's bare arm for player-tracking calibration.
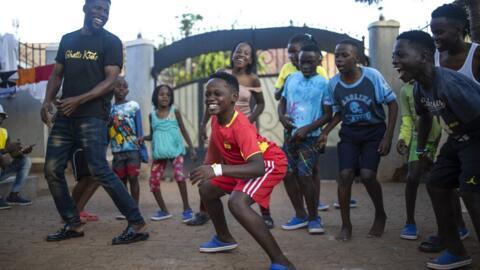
[378,100,399,156]
[191,154,265,185]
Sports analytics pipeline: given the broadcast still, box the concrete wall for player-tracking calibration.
[0,43,59,166]
[368,19,403,181]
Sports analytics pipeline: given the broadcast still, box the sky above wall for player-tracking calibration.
[1,0,450,44]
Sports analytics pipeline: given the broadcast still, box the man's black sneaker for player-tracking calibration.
[6,193,32,206]
[186,212,210,226]
[263,215,274,230]
[46,225,84,242]
[0,198,11,210]
[112,226,149,245]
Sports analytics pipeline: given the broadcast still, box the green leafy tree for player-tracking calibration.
[177,13,204,37]
[160,13,267,86]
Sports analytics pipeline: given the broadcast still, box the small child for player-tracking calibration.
[278,44,332,234]
[108,76,145,220]
[141,84,197,222]
[318,40,398,241]
[191,71,295,270]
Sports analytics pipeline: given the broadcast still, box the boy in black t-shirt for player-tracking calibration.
[41,0,148,245]
[393,30,480,270]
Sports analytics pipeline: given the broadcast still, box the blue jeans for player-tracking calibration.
[44,116,144,227]
[0,156,32,194]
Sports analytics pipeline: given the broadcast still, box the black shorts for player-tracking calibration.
[71,149,90,181]
[428,136,480,192]
[337,123,385,172]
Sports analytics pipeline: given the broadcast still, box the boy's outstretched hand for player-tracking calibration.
[190,165,215,185]
[378,137,392,156]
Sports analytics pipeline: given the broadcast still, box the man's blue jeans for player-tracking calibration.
[0,156,32,193]
[44,116,144,227]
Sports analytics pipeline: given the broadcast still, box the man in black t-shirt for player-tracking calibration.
[41,0,148,245]
[393,30,480,270]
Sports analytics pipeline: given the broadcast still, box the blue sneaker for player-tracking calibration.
[281,216,308,230]
[308,217,325,234]
[181,209,194,223]
[400,224,418,240]
[317,202,330,211]
[427,250,472,269]
[150,210,172,221]
[458,227,470,241]
[334,199,358,209]
[199,235,238,253]
[270,263,291,270]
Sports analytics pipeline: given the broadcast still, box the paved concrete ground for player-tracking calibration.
[0,179,478,270]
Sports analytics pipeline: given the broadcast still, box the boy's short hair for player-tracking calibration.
[152,84,174,107]
[300,44,320,54]
[337,39,366,63]
[396,30,436,56]
[431,3,469,37]
[209,72,240,94]
[338,40,362,54]
[289,33,318,47]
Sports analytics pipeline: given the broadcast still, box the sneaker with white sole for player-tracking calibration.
[115,214,126,220]
[317,202,330,211]
[181,209,194,223]
[150,210,172,221]
[0,198,11,210]
[199,235,238,253]
[6,193,32,206]
[427,250,472,269]
[308,217,325,234]
[458,227,469,241]
[400,224,418,240]
[334,199,358,209]
[281,216,308,230]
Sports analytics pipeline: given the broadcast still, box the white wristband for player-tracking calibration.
[211,163,223,177]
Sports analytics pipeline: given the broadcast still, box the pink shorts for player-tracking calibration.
[211,159,286,208]
[149,156,185,192]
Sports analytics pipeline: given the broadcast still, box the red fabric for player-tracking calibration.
[113,164,140,179]
[35,64,54,82]
[211,158,287,208]
[207,111,277,165]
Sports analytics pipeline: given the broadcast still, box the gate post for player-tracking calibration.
[368,19,403,182]
[125,38,155,137]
